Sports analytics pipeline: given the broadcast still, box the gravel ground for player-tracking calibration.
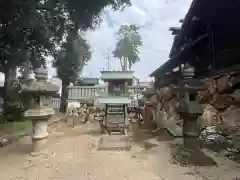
[0,123,239,180]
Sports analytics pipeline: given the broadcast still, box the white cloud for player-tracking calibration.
[0,0,191,83]
[46,0,191,82]
[81,0,192,81]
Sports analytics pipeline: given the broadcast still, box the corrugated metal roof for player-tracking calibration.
[96,96,131,104]
[101,71,134,80]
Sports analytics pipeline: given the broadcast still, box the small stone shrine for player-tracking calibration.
[21,65,59,155]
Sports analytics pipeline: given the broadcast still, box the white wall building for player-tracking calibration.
[132,76,140,86]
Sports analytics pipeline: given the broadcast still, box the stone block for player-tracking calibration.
[97,135,131,151]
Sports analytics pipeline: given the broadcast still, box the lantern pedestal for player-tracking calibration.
[180,105,202,148]
[25,108,54,155]
[21,66,59,156]
[31,118,49,152]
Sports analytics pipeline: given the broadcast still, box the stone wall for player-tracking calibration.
[151,86,182,134]
[198,75,240,152]
[151,73,240,156]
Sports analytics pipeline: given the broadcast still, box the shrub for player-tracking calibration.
[3,101,25,122]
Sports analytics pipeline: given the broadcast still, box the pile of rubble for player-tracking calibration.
[198,75,240,161]
[149,74,240,161]
[150,86,182,136]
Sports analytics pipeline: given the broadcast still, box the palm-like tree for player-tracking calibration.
[112,24,142,71]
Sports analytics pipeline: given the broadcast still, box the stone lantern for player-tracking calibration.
[21,65,59,154]
[177,64,206,150]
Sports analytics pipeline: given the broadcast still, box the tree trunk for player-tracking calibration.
[22,62,31,84]
[3,67,17,103]
[123,57,127,71]
[2,67,17,122]
[60,82,69,113]
[120,58,124,71]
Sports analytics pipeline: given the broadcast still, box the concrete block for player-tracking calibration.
[97,135,131,151]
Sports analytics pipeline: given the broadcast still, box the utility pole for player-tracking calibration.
[106,48,111,71]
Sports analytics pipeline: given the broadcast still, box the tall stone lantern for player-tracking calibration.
[21,65,59,154]
[177,64,206,150]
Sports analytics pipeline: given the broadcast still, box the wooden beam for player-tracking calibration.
[150,33,208,78]
[208,25,216,70]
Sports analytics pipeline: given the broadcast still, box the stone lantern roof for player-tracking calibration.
[22,65,59,94]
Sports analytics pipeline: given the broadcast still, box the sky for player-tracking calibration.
[0,0,192,83]
[81,0,192,81]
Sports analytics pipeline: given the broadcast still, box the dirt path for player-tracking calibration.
[0,123,239,180]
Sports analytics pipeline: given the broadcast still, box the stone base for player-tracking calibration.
[97,135,131,151]
[183,136,200,151]
[32,138,48,154]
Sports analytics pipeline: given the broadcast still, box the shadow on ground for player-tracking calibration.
[130,121,218,167]
[131,122,175,149]
[168,142,217,167]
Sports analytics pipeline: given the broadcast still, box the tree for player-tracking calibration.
[0,0,132,77]
[53,32,91,113]
[50,0,131,113]
[112,24,143,71]
[0,0,66,109]
[75,78,85,86]
[0,0,131,115]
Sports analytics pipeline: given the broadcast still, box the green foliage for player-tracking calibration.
[0,121,30,135]
[0,0,65,71]
[53,32,92,84]
[53,32,91,113]
[0,0,131,113]
[2,82,26,122]
[64,0,131,30]
[0,0,131,72]
[75,78,85,86]
[2,101,25,122]
[112,24,143,70]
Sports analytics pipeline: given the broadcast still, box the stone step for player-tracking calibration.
[107,122,125,125]
[107,112,124,115]
[108,126,124,130]
[97,135,131,151]
[110,131,122,135]
[107,121,124,124]
[107,120,125,123]
[106,120,124,123]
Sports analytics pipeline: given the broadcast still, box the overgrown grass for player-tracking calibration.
[0,120,31,137]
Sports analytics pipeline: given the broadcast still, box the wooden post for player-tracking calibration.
[124,81,128,95]
[208,25,216,70]
[105,104,108,125]
[124,105,125,119]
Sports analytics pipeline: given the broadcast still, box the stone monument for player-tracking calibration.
[21,65,59,155]
[177,64,206,150]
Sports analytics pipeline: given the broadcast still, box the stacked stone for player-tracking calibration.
[94,107,105,121]
[80,103,88,118]
[93,107,106,133]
